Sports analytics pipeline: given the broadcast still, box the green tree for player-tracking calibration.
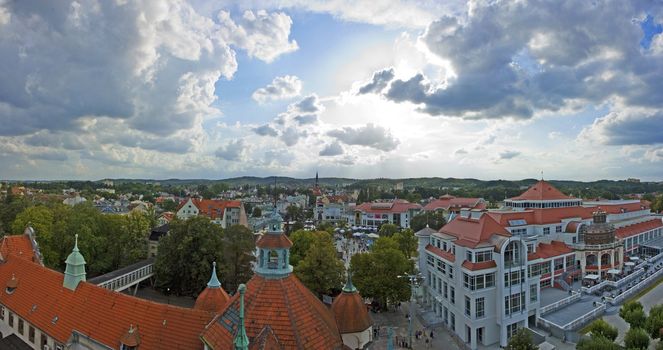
[0,195,30,234]
[252,207,262,217]
[159,199,178,212]
[410,211,447,232]
[290,230,331,267]
[351,237,413,307]
[586,319,618,341]
[11,205,57,264]
[645,304,663,339]
[505,328,536,350]
[392,229,418,259]
[294,233,345,297]
[576,335,621,350]
[154,217,225,296]
[220,225,256,292]
[621,301,647,328]
[624,327,650,350]
[378,223,398,237]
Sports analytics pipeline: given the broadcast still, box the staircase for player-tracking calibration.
[555,271,571,291]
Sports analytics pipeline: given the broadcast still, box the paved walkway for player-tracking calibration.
[368,302,462,350]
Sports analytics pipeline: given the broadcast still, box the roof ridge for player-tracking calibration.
[281,277,305,349]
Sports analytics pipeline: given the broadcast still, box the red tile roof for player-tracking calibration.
[331,291,372,334]
[0,254,213,349]
[178,199,242,220]
[256,233,293,249]
[598,202,650,214]
[355,199,422,214]
[201,274,343,350]
[0,235,37,263]
[194,287,230,314]
[616,219,663,239]
[439,214,511,248]
[461,260,497,271]
[528,241,573,260]
[487,207,594,226]
[509,180,575,201]
[425,244,455,263]
[424,197,485,211]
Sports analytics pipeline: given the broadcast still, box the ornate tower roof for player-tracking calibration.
[331,272,372,334]
[194,262,230,314]
[233,284,249,350]
[63,234,86,291]
[255,211,293,278]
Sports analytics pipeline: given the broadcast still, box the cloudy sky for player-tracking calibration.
[0,0,662,181]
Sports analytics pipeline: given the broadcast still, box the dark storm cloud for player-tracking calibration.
[358,68,395,94]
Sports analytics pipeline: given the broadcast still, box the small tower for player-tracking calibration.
[194,262,230,313]
[234,284,249,350]
[63,234,86,291]
[315,171,319,187]
[332,270,373,349]
[255,211,293,278]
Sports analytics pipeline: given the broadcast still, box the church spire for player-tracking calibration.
[63,234,86,291]
[234,284,249,350]
[315,171,319,187]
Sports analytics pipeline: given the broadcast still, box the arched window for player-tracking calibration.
[268,250,279,269]
[504,241,521,266]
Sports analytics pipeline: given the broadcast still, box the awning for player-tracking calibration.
[607,269,621,274]
[630,256,640,261]
[625,262,636,266]
[367,233,379,238]
[584,274,600,280]
[353,232,365,237]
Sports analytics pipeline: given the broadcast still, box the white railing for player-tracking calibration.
[582,280,611,294]
[97,263,154,291]
[605,268,644,288]
[606,267,663,305]
[571,242,621,250]
[540,291,581,315]
[562,302,606,330]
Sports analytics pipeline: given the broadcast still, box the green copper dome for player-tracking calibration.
[63,234,87,291]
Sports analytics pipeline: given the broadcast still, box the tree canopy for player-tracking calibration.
[621,301,647,329]
[505,328,536,350]
[350,236,413,307]
[378,223,399,237]
[586,319,618,341]
[624,327,650,350]
[220,224,256,292]
[293,232,345,297]
[410,211,447,232]
[154,217,225,296]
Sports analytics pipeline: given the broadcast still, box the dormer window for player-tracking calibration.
[120,324,141,350]
[5,274,18,294]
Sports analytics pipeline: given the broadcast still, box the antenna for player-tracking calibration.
[541,170,544,181]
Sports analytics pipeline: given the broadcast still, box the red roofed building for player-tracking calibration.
[331,274,373,349]
[353,199,422,229]
[176,198,248,228]
[201,212,346,350]
[416,180,663,350]
[424,195,487,215]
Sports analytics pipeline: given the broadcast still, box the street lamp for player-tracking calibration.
[398,272,423,349]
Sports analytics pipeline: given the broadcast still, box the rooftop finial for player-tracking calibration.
[234,284,249,350]
[343,270,357,293]
[73,234,79,252]
[207,261,221,288]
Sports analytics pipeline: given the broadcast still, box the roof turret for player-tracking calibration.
[63,234,86,291]
[194,262,230,313]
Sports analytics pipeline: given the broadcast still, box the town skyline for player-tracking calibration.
[0,1,662,181]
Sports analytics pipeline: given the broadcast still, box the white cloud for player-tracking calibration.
[498,150,520,160]
[215,139,247,161]
[319,141,344,156]
[252,75,302,103]
[328,123,399,151]
[217,10,298,62]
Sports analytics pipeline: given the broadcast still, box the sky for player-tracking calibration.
[0,0,662,182]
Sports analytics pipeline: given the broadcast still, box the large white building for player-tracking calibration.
[353,199,422,229]
[416,180,663,349]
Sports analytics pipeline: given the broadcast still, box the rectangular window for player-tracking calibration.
[450,286,455,304]
[475,250,492,262]
[477,327,484,343]
[540,279,551,288]
[41,334,47,348]
[427,255,435,267]
[543,227,550,235]
[566,255,574,269]
[444,282,448,299]
[485,273,495,288]
[0,306,3,320]
[8,312,13,327]
[476,297,485,318]
[449,266,454,279]
[527,243,534,253]
[18,318,24,335]
[504,292,526,315]
[504,270,524,287]
[450,312,455,332]
[556,225,562,233]
[442,241,447,251]
[465,296,471,316]
[29,326,35,343]
[512,228,527,235]
[507,323,519,339]
[554,258,564,271]
[530,284,538,302]
[540,262,551,275]
[466,250,473,262]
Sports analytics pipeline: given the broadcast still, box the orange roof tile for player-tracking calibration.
[256,233,293,249]
[509,180,575,201]
[616,219,663,239]
[0,254,213,349]
[355,199,422,214]
[425,244,455,263]
[331,291,372,334]
[1,235,37,263]
[424,197,485,211]
[439,214,511,248]
[178,199,242,220]
[533,241,573,259]
[461,260,497,271]
[201,274,343,350]
[194,287,230,314]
